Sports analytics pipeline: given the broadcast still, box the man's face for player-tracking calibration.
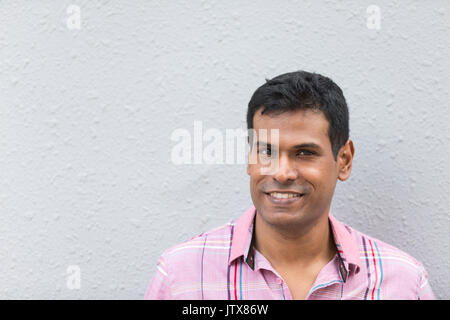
[247,108,353,230]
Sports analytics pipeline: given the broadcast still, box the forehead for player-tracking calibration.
[252,108,330,147]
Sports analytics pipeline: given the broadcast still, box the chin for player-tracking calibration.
[258,206,307,227]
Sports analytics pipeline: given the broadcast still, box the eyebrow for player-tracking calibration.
[256,141,323,152]
[292,143,323,151]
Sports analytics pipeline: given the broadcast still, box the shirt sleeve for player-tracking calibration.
[144,254,172,300]
[417,265,435,300]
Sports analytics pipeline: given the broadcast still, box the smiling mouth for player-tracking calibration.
[266,192,303,199]
[264,191,305,205]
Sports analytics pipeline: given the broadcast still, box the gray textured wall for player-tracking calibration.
[1,0,449,299]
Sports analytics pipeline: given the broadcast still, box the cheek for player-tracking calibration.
[302,165,334,193]
[303,165,323,182]
[248,172,256,191]
[250,177,261,194]
[249,178,261,206]
[249,173,264,199]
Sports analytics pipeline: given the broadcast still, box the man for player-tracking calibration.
[144,70,435,300]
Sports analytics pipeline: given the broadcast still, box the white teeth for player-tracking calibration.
[269,192,302,199]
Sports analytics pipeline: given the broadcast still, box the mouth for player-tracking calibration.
[264,191,305,206]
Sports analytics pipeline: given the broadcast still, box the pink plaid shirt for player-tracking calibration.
[144,206,435,300]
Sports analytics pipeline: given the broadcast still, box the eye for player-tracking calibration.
[297,150,315,156]
[259,148,271,156]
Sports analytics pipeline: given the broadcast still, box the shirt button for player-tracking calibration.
[276,278,283,285]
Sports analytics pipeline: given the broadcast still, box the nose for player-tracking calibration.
[272,153,298,184]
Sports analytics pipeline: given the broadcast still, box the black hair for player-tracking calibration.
[247,70,349,161]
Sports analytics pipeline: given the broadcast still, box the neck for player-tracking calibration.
[253,212,336,269]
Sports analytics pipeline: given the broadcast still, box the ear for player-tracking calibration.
[337,139,355,182]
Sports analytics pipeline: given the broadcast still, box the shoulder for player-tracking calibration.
[146,220,236,299]
[347,223,428,298]
[159,220,235,271]
[351,225,425,271]
[152,220,236,298]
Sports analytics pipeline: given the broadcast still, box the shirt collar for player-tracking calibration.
[228,206,361,282]
[229,206,256,268]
